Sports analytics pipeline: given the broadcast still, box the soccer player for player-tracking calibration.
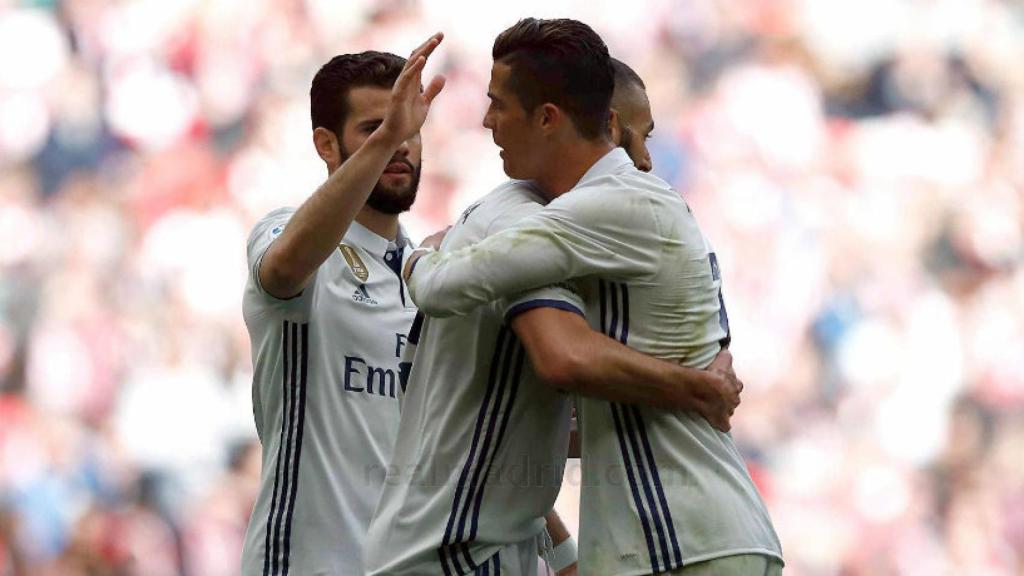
[403,19,785,576]
[608,58,654,174]
[240,36,445,575]
[364,21,745,576]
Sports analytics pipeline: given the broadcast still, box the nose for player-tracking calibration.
[395,137,411,158]
[482,109,494,130]
[638,150,652,172]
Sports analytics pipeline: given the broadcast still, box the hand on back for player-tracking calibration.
[692,348,743,432]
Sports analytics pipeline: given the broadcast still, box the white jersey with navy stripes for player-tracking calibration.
[405,148,783,575]
[364,182,578,576]
[241,208,417,576]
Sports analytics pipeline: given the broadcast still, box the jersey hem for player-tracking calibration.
[589,547,785,576]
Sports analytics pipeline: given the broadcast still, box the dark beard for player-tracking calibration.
[339,142,421,215]
[366,162,421,214]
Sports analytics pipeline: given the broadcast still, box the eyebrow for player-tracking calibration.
[356,118,384,129]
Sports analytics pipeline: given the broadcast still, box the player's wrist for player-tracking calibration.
[670,365,703,412]
[403,246,434,280]
[367,126,404,153]
[549,535,577,573]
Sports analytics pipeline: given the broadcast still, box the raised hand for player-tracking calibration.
[379,32,447,146]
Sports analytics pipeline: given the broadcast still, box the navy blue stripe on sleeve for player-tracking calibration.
[505,299,584,322]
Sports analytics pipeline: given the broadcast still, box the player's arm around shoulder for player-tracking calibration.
[404,184,549,317]
[406,183,661,317]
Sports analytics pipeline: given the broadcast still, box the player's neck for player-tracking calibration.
[355,206,400,241]
[533,140,615,201]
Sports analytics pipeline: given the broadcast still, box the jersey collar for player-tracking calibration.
[576,147,634,188]
[345,220,410,256]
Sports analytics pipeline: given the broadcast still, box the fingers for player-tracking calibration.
[423,75,446,105]
[694,398,732,433]
[394,33,445,97]
[408,32,443,65]
[710,414,731,433]
[709,347,733,370]
[395,55,427,91]
[718,348,733,366]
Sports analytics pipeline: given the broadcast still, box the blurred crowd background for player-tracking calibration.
[0,0,1022,574]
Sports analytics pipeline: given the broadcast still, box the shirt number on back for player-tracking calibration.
[709,253,731,347]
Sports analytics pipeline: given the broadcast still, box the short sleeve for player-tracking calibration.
[502,281,586,323]
[246,207,314,303]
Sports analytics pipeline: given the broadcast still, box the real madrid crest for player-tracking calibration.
[338,244,369,282]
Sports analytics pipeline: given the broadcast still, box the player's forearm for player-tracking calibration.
[407,228,578,317]
[260,131,402,298]
[558,332,710,412]
[406,250,493,316]
[514,308,708,411]
[544,510,572,546]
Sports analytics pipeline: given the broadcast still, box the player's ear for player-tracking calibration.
[313,127,341,168]
[609,109,622,146]
[538,103,560,134]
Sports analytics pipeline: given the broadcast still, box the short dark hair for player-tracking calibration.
[310,51,405,134]
[492,18,613,140]
[611,57,646,93]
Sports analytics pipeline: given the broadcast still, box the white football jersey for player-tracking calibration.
[241,208,417,576]
[406,149,783,575]
[364,182,577,575]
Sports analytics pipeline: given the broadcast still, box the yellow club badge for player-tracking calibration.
[338,244,369,282]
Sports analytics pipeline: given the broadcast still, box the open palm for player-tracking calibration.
[380,32,447,145]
